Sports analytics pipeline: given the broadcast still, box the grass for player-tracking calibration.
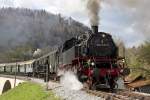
[0,82,60,100]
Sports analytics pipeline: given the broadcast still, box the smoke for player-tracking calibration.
[87,0,101,26]
[33,49,42,57]
[60,71,83,90]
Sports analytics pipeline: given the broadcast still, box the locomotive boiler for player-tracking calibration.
[58,26,124,90]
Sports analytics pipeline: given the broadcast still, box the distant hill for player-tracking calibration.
[0,8,89,62]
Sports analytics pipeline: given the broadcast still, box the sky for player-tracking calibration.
[0,0,149,47]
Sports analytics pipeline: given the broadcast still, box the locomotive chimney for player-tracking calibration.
[92,26,98,33]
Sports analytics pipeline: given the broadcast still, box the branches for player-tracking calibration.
[138,42,150,64]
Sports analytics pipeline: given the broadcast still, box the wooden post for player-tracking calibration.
[45,64,49,90]
[46,65,49,82]
[14,63,17,87]
[10,66,13,72]
[4,66,6,72]
[24,64,26,74]
[32,63,35,77]
[18,65,20,73]
[45,57,49,83]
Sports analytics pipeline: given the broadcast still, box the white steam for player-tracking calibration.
[33,48,42,57]
[57,69,65,76]
[60,71,83,90]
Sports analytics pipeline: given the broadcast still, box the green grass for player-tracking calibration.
[0,82,60,100]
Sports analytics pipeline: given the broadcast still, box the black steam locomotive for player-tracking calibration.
[57,26,124,90]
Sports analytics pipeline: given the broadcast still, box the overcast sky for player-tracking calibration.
[0,0,149,47]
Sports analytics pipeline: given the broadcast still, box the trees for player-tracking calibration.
[138,41,150,64]
[0,8,89,62]
[126,41,150,79]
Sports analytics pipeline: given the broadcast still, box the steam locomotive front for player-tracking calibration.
[79,26,121,89]
[87,26,118,58]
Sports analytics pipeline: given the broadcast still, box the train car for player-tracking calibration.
[32,50,59,81]
[0,60,34,76]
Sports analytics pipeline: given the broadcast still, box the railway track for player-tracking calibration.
[116,90,150,100]
[1,74,150,100]
[83,89,131,100]
[83,89,150,100]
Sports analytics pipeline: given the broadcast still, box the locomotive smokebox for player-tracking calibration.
[92,26,98,34]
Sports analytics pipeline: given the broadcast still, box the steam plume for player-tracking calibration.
[60,71,83,90]
[87,0,101,26]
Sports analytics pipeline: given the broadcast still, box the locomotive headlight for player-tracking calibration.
[91,62,95,66]
[102,34,105,38]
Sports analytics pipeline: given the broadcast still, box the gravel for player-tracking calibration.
[29,78,104,100]
[48,81,104,100]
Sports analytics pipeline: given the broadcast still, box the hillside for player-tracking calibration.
[0,8,89,62]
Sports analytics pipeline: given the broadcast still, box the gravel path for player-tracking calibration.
[48,81,104,100]
[29,78,104,100]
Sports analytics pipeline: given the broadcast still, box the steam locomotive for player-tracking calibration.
[57,26,124,90]
[0,26,125,90]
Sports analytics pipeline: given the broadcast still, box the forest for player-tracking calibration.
[126,41,150,79]
[0,8,88,62]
